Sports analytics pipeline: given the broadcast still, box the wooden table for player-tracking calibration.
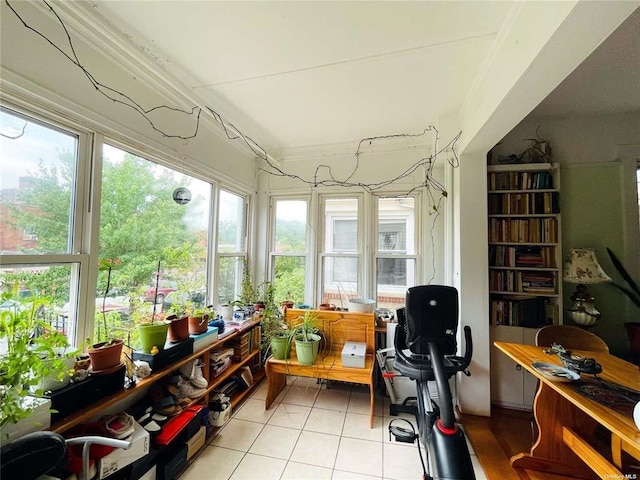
[494,342,640,479]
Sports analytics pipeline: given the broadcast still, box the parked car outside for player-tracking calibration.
[144,281,177,303]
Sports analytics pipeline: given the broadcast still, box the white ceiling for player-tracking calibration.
[78,2,639,156]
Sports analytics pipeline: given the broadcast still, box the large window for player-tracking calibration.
[0,107,88,344]
[270,198,308,304]
[95,144,212,344]
[376,196,417,309]
[217,190,248,304]
[320,197,360,306]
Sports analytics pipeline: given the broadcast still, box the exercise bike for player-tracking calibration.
[387,285,475,480]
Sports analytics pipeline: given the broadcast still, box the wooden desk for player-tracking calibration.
[494,342,640,479]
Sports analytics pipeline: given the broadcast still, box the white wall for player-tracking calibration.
[0,1,257,190]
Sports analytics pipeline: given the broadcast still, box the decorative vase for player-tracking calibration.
[219,303,233,321]
[294,334,321,365]
[87,339,124,372]
[137,322,169,353]
[270,336,291,360]
[188,315,208,335]
[166,314,189,343]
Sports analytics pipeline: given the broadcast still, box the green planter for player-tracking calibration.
[138,322,169,353]
[270,336,291,360]
[294,334,321,365]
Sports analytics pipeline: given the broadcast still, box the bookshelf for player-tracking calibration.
[488,162,563,409]
[487,162,562,327]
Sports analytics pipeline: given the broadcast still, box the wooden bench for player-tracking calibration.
[264,309,376,427]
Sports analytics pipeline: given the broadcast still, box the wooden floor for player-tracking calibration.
[462,407,574,480]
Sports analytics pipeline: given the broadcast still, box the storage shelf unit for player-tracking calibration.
[488,162,562,410]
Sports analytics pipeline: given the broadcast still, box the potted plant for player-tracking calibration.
[291,310,322,365]
[88,258,125,371]
[133,262,169,353]
[165,304,189,343]
[188,305,212,335]
[0,285,76,438]
[260,282,291,360]
[606,248,640,360]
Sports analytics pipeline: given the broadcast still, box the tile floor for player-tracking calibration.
[179,376,487,480]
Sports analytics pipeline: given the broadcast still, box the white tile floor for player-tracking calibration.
[179,377,487,480]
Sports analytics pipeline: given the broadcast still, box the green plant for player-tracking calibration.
[260,282,290,348]
[606,247,640,309]
[0,285,75,433]
[238,257,256,305]
[96,257,123,343]
[291,310,320,342]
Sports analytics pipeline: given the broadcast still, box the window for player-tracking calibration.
[270,198,308,304]
[0,106,87,345]
[320,197,360,305]
[217,190,248,304]
[376,197,417,309]
[95,144,213,343]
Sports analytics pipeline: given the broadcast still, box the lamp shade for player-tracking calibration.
[563,248,612,284]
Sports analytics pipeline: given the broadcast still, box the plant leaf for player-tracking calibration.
[611,282,640,309]
[607,247,640,297]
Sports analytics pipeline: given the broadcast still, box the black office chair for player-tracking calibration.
[1,431,131,480]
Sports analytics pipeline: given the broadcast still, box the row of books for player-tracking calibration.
[489,245,556,268]
[490,270,557,294]
[488,170,554,191]
[488,218,558,243]
[488,191,559,215]
[490,296,546,327]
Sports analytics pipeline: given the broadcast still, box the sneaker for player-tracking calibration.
[177,376,206,399]
[179,360,208,388]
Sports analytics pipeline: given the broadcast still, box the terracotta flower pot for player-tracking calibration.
[188,315,209,335]
[166,314,190,343]
[319,303,336,311]
[87,339,124,372]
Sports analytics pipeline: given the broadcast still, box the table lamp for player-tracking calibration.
[563,248,611,327]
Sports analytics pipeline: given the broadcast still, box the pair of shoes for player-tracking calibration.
[104,412,135,439]
[179,360,208,389]
[149,384,183,416]
[177,376,207,400]
[136,406,169,434]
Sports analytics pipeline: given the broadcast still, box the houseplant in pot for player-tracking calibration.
[291,310,322,365]
[260,282,291,360]
[0,286,76,437]
[188,305,213,335]
[88,258,125,372]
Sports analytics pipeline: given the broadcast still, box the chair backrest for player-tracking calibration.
[535,325,609,353]
[404,285,459,355]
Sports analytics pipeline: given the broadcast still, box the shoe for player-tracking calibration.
[179,360,208,389]
[177,376,206,399]
[104,412,135,439]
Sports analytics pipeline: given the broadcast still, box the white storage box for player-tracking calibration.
[97,420,150,479]
[3,396,51,442]
[341,341,366,368]
[209,404,231,427]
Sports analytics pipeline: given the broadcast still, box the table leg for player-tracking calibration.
[510,382,598,479]
[265,364,286,410]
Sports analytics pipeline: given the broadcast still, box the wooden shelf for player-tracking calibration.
[51,318,262,433]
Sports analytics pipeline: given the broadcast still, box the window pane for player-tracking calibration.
[98,144,211,335]
[218,256,242,304]
[272,256,305,304]
[1,264,76,341]
[0,108,77,254]
[377,197,415,254]
[218,190,245,253]
[376,258,416,309]
[274,200,307,253]
[324,198,358,253]
[321,256,358,305]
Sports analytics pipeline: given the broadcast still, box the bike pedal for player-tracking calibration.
[389,425,417,444]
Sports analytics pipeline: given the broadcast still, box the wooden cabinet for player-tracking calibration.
[488,162,562,409]
[490,325,539,409]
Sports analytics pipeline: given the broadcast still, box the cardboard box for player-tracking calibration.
[97,420,150,479]
[3,396,51,442]
[341,341,366,368]
[191,326,218,352]
[186,426,206,460]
